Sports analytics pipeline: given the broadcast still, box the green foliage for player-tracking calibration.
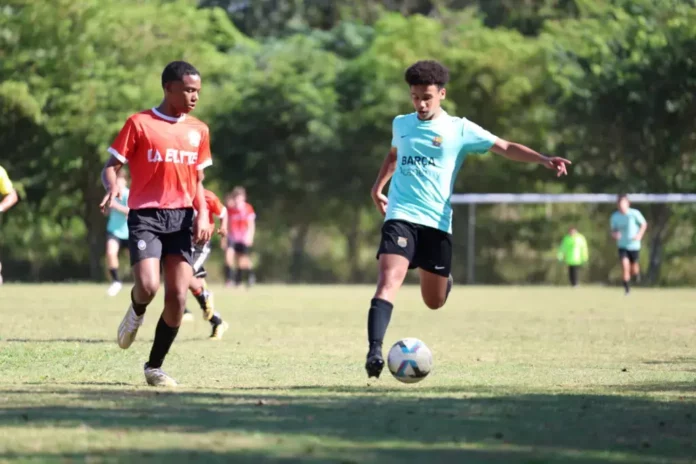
[2,0,696,284]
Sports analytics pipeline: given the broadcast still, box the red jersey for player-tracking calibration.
[196,189,226,227]
[227,202,256,242]
[108,108,212,210]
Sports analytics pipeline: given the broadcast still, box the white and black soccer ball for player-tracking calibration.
[387,338,433,384]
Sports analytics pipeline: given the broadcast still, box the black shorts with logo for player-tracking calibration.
[127,208,194,266]
[618,248,640,264]
[376,219,453,277]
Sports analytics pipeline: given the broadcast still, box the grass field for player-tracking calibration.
[0,284,694,463]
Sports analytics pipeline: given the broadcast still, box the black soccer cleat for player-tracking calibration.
[365,343,385,379]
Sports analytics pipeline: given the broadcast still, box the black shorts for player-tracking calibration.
[231,242,252,255]
[106,233,128,249]
[191,241,211,278]
[127,208,194,266]
[376,219,452,277]
[618,248,640,264]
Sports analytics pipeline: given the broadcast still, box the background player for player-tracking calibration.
[610,194,648,295]
[557,226,589,287]
[105,170,130,296]
[183,188,230,340]
[366,60,571,378]
[100,61,213,387]
[223,187,256,288]
[0,165,19,285]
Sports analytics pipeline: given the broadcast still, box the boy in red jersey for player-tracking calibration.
[223,187,256,287]
[100,61,213,387]
[183,189,229,339]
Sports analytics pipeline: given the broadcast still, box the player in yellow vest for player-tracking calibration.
[557,227,589,287]
[0,165,19,285]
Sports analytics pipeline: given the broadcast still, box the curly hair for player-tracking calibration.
[161,61,200,88]
[404,60,450,88]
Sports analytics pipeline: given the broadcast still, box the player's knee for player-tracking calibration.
[137,278,159,300]
[423,295,446,310]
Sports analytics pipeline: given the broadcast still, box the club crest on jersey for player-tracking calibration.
[397,236,408,248]
[188,130,201,148]
[432,136,443,147]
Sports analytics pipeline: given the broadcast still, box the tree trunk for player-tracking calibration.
[646,204,670,284]
[82,151,106,281]
[289,222,309,283]
[346,206,362,283]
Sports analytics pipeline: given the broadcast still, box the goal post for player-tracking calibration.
[450,193,696,284]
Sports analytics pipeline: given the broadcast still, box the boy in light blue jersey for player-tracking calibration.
[610,194,648,295]
[366,60,572,378]
[105,170,130,296]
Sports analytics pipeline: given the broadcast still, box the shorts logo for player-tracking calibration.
[137,240,147,251]
[188,130,201,148]
[397,236,408,248]
[432,136,443,147]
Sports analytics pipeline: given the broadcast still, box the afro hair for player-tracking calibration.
[404,60,450,88]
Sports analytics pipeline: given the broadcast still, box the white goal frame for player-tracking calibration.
[450,193,696,284]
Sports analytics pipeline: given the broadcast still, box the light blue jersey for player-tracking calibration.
[107,187,129,240]
[386,112,497,233]
[610,208,646,251]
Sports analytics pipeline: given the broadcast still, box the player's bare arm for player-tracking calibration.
[193,171,211,244]
[0,187,18,213]
[371,147,398,216]
[633,221,648,241]
[490,139,571,177]
[100,156,124,212]
[245,217,255,246]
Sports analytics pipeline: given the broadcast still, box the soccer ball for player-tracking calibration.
[387,338,433,383]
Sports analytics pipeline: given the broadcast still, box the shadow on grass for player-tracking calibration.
[0,383,694,463]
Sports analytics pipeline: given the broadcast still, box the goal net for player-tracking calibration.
[450,194,696,286]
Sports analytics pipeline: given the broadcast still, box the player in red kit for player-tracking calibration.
[223,187,256,288]
[100,61,213,387]
[183,189,230,339]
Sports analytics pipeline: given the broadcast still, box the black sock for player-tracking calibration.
[194,290,208,310]
[131,289,149,316]
[367,298,394,348]
[623,280,630,293]
[210,312,222,326]
[147,316,179,369]
[109,268,120,282]
[234,269,243,286]
[224,265,233,281]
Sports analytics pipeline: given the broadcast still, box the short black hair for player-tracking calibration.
[405,60,450,88]
[161,61,200,88]
[617,193,629,202]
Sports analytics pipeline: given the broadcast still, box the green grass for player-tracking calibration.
[0,284,694,463]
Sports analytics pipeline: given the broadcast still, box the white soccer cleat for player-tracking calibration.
[117,305,144,349]
[107,281,123,297]
[144,364,178,387]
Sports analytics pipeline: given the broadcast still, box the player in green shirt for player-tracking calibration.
[557,227,589,287]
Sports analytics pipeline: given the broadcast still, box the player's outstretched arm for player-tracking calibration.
[371,147,398,216]
[99,156,124,212]
[490,139,571,177]
[0,188,18,213]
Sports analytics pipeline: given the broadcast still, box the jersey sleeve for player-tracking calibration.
[633,209,647,225]
[460,118,497,155]
[208,193,224,218]
[0,166,13,195]
[609,213,617,230]
[108,118,139,164]
[391,117,399,148]
[197,128,212,171]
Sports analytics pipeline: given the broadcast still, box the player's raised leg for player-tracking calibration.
[367,253,410,378]
[118,255,160,349]
[419,270,453,310]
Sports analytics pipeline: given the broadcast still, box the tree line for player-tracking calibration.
[1,0,695,284]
